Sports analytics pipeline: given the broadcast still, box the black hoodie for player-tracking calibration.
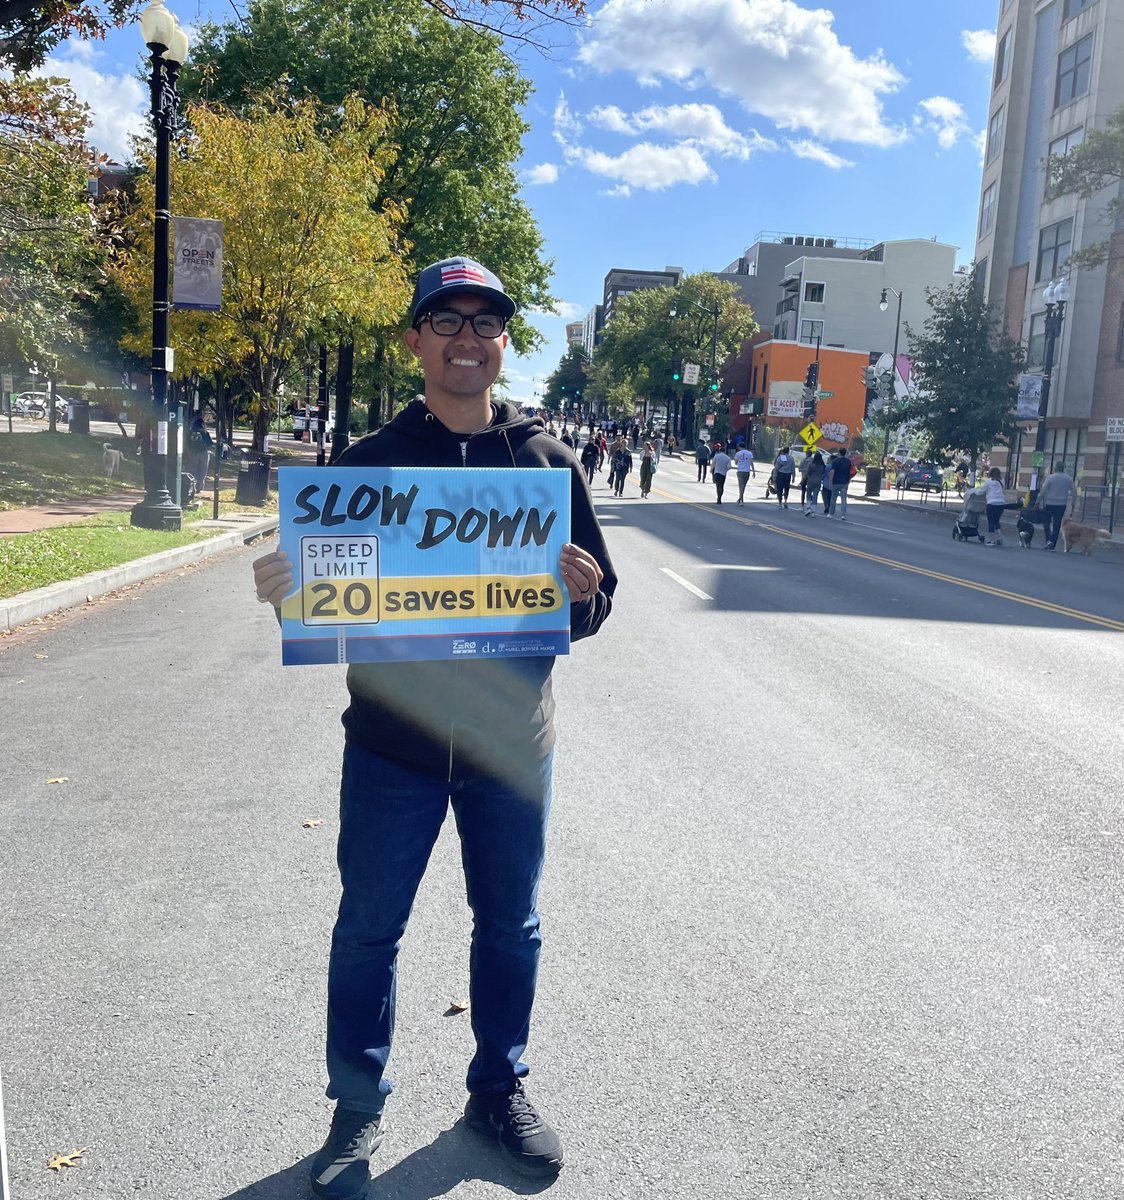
[332,399,616,784]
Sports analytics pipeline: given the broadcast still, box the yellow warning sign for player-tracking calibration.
[798,421,822,447]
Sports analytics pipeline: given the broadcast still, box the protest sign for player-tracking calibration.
[277,466,571,665]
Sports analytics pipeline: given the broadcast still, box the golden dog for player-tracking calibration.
[1060,517,1109,555]
[102,442,123,478]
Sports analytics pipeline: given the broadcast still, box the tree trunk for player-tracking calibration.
[368,341,385,432]
[252,399,271,452]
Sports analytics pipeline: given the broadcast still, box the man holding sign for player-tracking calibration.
[253,257,614,1199]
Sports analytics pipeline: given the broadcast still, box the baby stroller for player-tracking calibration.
[952,488,986,542]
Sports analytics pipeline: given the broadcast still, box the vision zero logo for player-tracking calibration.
[300,536,380,625]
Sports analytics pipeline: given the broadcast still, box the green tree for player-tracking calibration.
[112,93,409,450]
[1047,102,1124,272]
[182,0,553,359]
[543,344,589,413]
[594,275,758,431]
[902,278,1026,473]
[0,74,103,366]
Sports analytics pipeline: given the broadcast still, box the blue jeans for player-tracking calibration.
[326,742,554,1114]
[829,481,849,516]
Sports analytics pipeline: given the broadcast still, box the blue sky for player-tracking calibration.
[41,0,999,408]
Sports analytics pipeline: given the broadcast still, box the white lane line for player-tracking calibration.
[709,564,783,571]
[660,567,712,600]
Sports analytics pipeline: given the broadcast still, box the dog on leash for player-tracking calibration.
[103,442,123,478]
[1016,513,1036,548]
[1060,517,1109,555]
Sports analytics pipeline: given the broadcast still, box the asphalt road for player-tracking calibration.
[1,460,1122,1200]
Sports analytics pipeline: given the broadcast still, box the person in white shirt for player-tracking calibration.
[983,466,1021,545]
[710,444,732,504]
[733,446,754,504]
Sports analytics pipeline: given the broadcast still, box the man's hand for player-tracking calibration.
[559,542,603,601]
[252,548,294,606]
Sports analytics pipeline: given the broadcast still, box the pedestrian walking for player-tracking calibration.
[597,430,608,471]
[639,440,655,497]
[821,452,834,513]
[652,433,663,465]
[695,439,711,482]
[826,449,853,519]
[251,255,616,1200]
[1036,463,1077,550]
[773,445,795,508]
[802,450,825,516]
[610,435,633,497]
[580,435,599,485]
[983,467,1023,545]
[733,445,754,505]
[798,450,813,509]
[711,442,731,504]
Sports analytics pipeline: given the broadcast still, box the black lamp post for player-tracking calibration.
[1029,278,1068,505]
[131,0,188,531]
[878,286,904,480]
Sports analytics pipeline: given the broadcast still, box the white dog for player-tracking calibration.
[103,443,124,478]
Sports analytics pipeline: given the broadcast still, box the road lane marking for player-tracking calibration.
[660,567,712,600]
[709,564,783,571]
[641,482,1124,632]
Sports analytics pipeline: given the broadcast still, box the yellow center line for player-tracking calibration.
[639,478,1124,633]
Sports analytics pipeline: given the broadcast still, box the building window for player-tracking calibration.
[773,323,782,339]
[1027,313,1046,369]
[761,364,769,394]
[799,319,824,345]
[986,106,1005,163]
[973,257,988,295]
[1036,217,1073,282]
[1062,0,1095,21]
[979,182,997,237]
[1045,126,1085,197]
[994,31,1010,89]
[1055,34,1093,108]
[751,365,758,394]
[803,282,825,303]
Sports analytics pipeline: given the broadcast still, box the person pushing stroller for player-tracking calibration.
[952,486,987,542]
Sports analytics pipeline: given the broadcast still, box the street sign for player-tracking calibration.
[697,429,711,442]
[1032,451,1045,467]
[683,363,700,385]
[705,413,715,426]
[798,421,822,447]
[817,390,833,399]
[1107,416,1124,442]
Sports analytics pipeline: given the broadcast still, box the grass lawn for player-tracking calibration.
[0,429,147,509]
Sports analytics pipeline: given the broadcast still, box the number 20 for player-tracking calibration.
[309,581,373,619]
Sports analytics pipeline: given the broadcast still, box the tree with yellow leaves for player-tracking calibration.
[113,92,409,450]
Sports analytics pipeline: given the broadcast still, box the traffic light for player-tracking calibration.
[863,366,878,390]
[709,380,718,392]
[671,352,682,382]
[804,361,820,391]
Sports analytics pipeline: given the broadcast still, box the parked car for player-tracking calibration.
[899,461,945,491]
[291,406,335,440]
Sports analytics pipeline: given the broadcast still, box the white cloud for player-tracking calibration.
[915,95,970,150]
[580,0,906,148]
[524,162,559,185]
[530,300,584,319]
[587,102,774,159]
[605,184,632,198]
[570,141,715,190]
[35,52,147,162]
[788,138,854,169]
[553,94,583,147]
[961,29,996,63]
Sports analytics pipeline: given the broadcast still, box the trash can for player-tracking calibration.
[864,466,883,495]
[234,450,272,505]
[69,400,90,435]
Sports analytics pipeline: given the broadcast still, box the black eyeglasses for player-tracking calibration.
[416,310,507,338]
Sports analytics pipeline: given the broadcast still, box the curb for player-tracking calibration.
[0,515,279,633]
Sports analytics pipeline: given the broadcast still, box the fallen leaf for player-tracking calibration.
[47,777,69,785]
[47,1147,88,1171]
[447,998,469,1013]
[302,818,324,829]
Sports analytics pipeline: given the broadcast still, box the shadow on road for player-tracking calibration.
[220,1124,559,1200]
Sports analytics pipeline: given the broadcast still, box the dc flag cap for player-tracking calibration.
[411,257,516,324]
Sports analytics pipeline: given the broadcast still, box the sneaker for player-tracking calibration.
[804,510,815,517]
[838,515,846,521]
[310,1107,385,1200]
[464,1082,564,1176]
[985,540,996,546]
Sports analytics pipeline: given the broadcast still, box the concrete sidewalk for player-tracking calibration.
[0,492,278,632]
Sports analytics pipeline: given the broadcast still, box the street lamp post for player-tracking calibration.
[1029,278,1069,505]
[878,286,904,482]
[131,0,188,531]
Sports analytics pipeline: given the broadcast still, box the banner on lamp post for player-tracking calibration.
[1016,373,1043,421]
[173,217,223,312]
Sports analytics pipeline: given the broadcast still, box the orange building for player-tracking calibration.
[727,335,872,451]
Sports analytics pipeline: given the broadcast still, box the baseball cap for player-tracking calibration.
[410,256,516,325]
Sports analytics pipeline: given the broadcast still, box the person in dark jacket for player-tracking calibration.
[609,436,633,497]
[580,434,599,484]
[253,257,615,1199]
[695,439,711,482]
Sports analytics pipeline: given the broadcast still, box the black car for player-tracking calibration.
[900,461,944,491]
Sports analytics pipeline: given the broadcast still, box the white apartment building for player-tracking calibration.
[974,0,1124,508]
[772,239,959,356]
